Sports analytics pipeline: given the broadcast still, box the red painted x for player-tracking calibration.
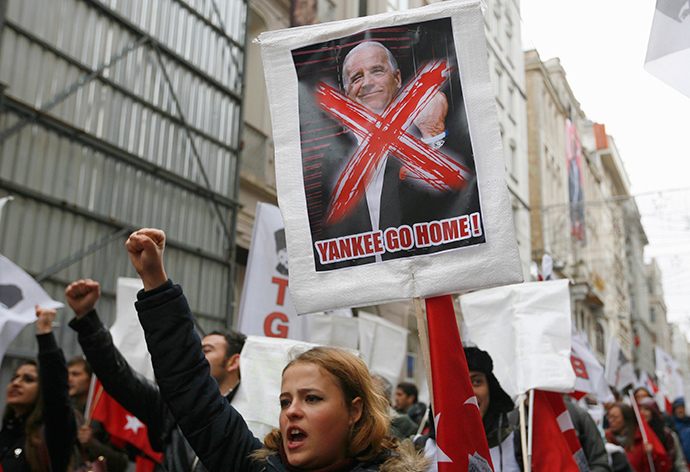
[315,60,472,226]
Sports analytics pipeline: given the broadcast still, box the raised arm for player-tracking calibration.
[127,229,263,471]
[66,279,171,453]
[35,306,77,472]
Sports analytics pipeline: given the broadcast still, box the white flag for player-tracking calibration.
[645,0,690,98]
[604,334,636,391]
[237,203,312,340]
[0,254,63,361]
[655,346,684,402]
[0,196,13,226]
[357,312,408,387]
[571,324,614,403]
[460,279,575,399]
[109,277,154,381]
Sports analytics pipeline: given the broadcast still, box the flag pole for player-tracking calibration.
[519,393,529,472]
[629,391,656,472]
[414,297,434,412]
[86,378,105,429]
[527,389,534,471]
[83,373,98,425]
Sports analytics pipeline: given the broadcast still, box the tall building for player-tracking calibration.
[647,259,670,354]
[525,50,646,365]
[624,199,652,374]
[0,0,247,383]
[483,0,531,280]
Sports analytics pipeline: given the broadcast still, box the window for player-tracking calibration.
[493,11,501,44]
[505,29,513,64]
[507,86,515,118]
[596,323,605,354]
[493,68,503,104]
[650,308,656,323]
[507,140,516,178]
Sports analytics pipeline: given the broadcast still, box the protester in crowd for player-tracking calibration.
[463,346,519,471]
[66,278,246,471]
[372,374,418,439]
[68,356,129,471]
[638,397,689,472]
[125,227,430,471]
[606,402,670,472]
[636,386,678,434]
[673,398,690,468]
[395,382,427,427]
[0,307,77,472]
[635,387,653,404]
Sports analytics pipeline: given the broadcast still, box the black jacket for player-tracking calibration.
[69,309,236,471]
[0,333,77,472]
[135,280,422,472]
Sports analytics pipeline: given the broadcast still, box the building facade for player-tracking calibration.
[0,0,247,393]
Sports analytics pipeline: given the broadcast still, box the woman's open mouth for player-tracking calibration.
[287,427,308,449]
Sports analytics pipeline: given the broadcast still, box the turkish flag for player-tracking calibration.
[90,380,163,466]
[426,295,494,472]
[631,395,671,472]
[532,391,586,472]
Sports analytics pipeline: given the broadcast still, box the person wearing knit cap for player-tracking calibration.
[673,398,690,470]
[464,346,519,472]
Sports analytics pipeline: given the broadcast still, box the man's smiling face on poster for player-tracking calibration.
[343,43,402,114]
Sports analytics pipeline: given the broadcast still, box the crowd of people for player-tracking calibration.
[2,227,690,472]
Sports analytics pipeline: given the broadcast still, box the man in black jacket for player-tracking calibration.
[66,278,246,471]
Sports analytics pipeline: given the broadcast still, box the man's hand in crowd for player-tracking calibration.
[65,279,101,319]
[36,306,56,335]
[126,228,168,291]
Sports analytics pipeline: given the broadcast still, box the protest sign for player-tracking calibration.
[571,324,614,403]
[110,277,154,381]
[604,334,636,391]
[260,0,522,314]
[655,346,684,404]
[460,280,575,399]
[237,203,312,340]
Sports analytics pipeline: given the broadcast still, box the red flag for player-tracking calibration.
[90,380,163,466]
[533,391,587,472]
[631,395,671,472]
[426,295,494,472]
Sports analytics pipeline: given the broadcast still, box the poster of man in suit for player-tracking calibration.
[291,18,484,271]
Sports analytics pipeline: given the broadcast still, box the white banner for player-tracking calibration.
[110,277,154,381]
[655,346,684,402]
[357,312,409,387]
[645,0,690,98]
[238,202,312,340]
[571,324,614,403]
[604,334,636,391]
[260,0,522,314]
[460,280,575,398]
[0,254,63,361]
